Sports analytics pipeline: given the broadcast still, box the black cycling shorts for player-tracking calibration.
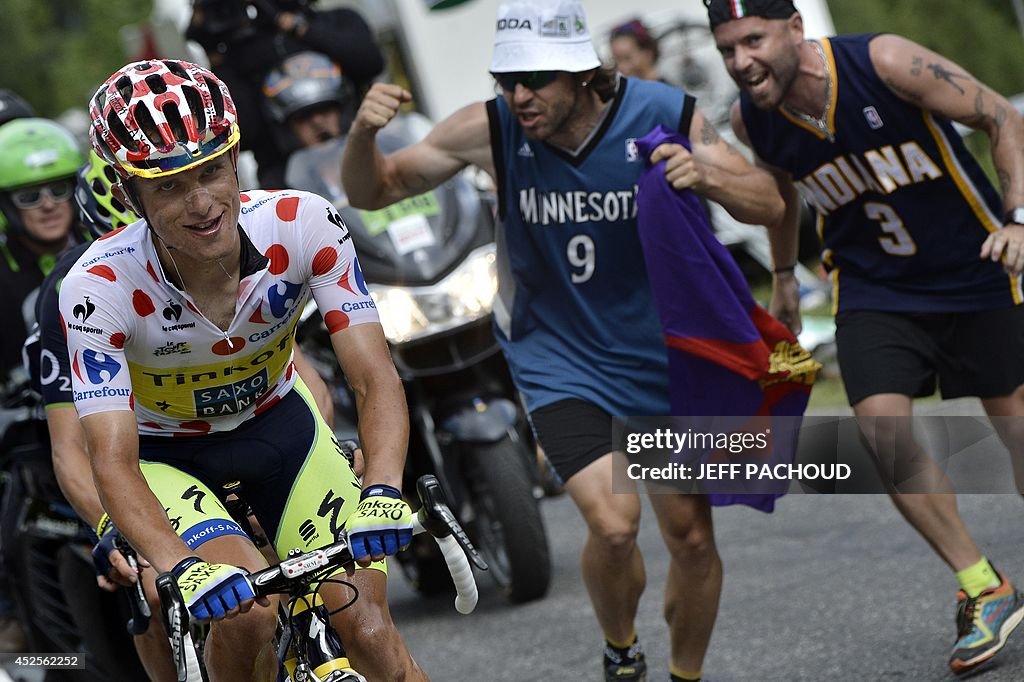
[529,398,614,482]
[835,306,1024,406]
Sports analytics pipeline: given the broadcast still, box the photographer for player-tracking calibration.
[187,0,384,188]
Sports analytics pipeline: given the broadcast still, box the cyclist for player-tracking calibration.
[341,1,783,680]
[706,0,1024,673]
[0,118,83,384]
[60,59,425,681]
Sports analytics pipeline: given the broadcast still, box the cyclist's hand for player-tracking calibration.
[348,484,413,567]
[91,513,146,591]
[170,557,261,622]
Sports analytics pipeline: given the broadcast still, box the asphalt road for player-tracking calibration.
[390,399,1024,682]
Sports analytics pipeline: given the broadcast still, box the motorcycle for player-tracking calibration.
[0,380,146,680]
[287,115,552,603]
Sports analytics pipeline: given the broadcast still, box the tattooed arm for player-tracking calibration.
[651,108,784,225]
[869,34,1024,210]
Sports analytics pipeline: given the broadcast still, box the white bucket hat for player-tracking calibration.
[489,0,602,74]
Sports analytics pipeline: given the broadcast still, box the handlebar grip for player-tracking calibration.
[412,517,478,614]
[435,534,478,614]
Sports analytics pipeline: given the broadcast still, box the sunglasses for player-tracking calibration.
[10,179,75,209]
[491,71,559,92]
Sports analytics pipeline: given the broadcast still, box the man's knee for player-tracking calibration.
[668,519,716,560]
[586,509,640,559]
[656,497,715,560]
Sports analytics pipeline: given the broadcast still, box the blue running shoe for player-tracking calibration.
[949,571,1024,674]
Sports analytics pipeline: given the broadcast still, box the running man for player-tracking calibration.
[706,0,1024,673]
[341,2,784,680]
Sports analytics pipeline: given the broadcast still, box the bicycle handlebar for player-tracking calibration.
[248,474,487,613]
[123,475,485,665]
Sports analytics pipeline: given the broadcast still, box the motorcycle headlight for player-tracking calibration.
[371,244,498,344]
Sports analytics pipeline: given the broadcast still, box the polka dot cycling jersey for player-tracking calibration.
[58,190,378,436]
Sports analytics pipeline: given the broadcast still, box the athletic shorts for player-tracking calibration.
[529,399,614,482]
[835,307,1024,406]
[138,378,384,572]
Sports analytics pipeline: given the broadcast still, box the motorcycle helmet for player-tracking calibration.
[262,51,354,125]
[0,118,83,236]
[89,59,240,180]
[75,150,140,240]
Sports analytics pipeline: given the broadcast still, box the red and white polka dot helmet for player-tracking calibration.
[89,59,240,179]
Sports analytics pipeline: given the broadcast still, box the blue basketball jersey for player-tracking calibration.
[487,77,692,416]
[740,34,1021,313]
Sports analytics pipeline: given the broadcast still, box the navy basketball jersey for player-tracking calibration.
[487,77,692,416]
[741,34,1020,313]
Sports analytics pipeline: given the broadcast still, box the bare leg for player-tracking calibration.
[564,452,644,645]
[855,393,981,571]
[328,568,429,681]
[649,493,721,675]
[980,384,1024,493]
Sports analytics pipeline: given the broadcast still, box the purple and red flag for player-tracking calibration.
[635,125,820,512]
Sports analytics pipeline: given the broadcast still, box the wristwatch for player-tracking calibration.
[1005,207,1024,226]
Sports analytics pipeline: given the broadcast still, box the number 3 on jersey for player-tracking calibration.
[865,202,916,256]
[567,234,595,283]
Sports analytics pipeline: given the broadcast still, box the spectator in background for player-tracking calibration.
[262,50,355,150]
[609,18,662,82]
[0,118,82,384]
[0,115,82,655]
[186,0,384,188]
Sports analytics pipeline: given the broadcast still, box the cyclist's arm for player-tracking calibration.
[81,409,192,573]
[342,94,493,210]
[292,344,333,427]
[47,405,105,527]
[329,323,408,490]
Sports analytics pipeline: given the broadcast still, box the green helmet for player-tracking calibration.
[0,118,83,191]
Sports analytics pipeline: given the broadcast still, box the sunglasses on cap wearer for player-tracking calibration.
[10,178,75,209]
[490,71,559,92]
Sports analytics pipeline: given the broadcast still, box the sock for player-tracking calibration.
[956,557,1000,598]
[670,664,702,681]
[604,632,643,666]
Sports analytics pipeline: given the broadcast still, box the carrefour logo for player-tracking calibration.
[268,279,303,319]
[83,349,122,384]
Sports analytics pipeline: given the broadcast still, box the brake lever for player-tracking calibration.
[415,475,489,571]
[114,534,152,635]
[156,572,190,682]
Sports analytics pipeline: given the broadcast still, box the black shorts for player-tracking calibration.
[835,307,1024,406]
[529,399,614,482]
